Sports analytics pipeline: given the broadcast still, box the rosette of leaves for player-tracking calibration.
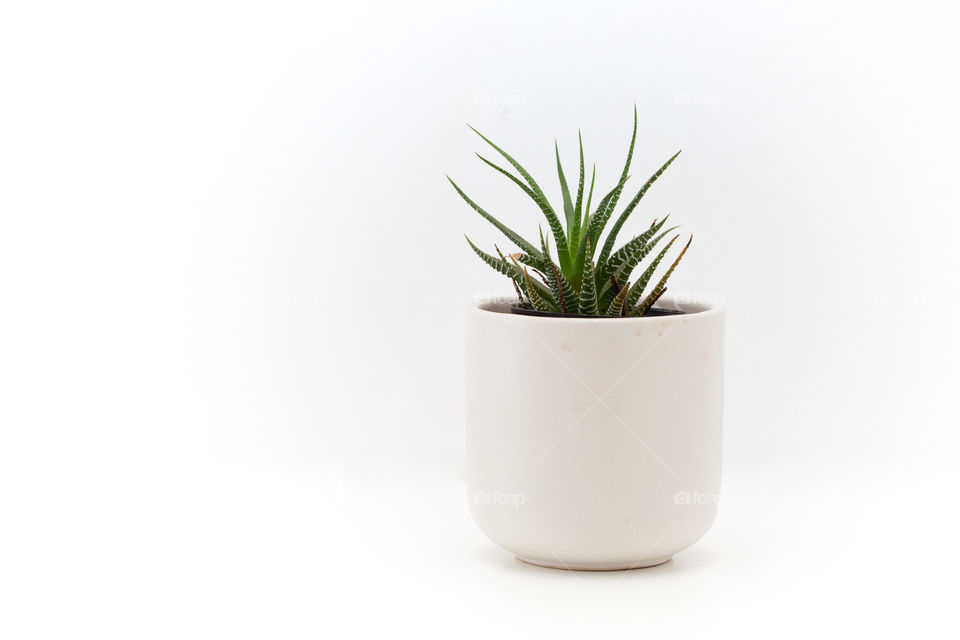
[450,108,691,317]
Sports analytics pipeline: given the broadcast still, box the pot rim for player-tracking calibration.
[470,293,724,323]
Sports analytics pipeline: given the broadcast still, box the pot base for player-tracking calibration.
[516,555,673,571]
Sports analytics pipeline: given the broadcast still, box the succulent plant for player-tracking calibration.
[451,108,691,317]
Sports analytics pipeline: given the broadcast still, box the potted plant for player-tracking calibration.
[452,108,724,570]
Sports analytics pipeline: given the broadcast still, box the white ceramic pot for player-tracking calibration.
[466,296,725,570]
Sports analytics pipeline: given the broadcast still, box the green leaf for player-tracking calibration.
[465,235,514,278]
[469,126,550,203]
[466,237,560,311]
[515,254,549,283]
[597,150,681,268]
[514,251,548,276]
[508,250,560,305]
[631,236,692,316]
[555,141,575,233]
[448,176,542,259]
[618,106,638,185]
[572,179,627,287]
[509,274,525,304]
[572,161,594,259]
[597,216,674,292]
[573,131,585,230]
[604,280,631,317]
[601,226,677,302]
[577,239,599,315]
[493,245,527,303]
[584,179,627,240]
[624,235,679,310]
[502,249,557,310]
[474,154,570,270]
[547,262,572,313]
[520,264,554,312]
[583,163,596,231]
[579,107,638,251]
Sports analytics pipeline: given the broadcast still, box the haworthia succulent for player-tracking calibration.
[452,108,691,316]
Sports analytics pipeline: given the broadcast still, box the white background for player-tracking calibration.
[2,1,959,637]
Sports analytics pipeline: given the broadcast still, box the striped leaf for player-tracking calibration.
[572,162,595,255]
[597,150,681,268]
[509,275,525,304]
[618,106,638,185]
[495,245,550,304]
[598,219,677,297]
[604,280,631,317]
[467,236,554,307]
[469,126,551,205]
[624,235,680,311]
[448,177,542,259]
[506,249,559,306]
[581,176,629,255]
[474,154,569,270]
[606,227,677,300]
[578,107,638,250]
[555,141,575,233]
[573,131,585,232]
[528,232,573,312]
[577,239,599,315]
[465,235,514,278]
[520,265,554,312]
[583,163,596,232]
[570,179,624,288]
[630,236,692,316]
[598,215,671,281]
[548,260,576,314]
